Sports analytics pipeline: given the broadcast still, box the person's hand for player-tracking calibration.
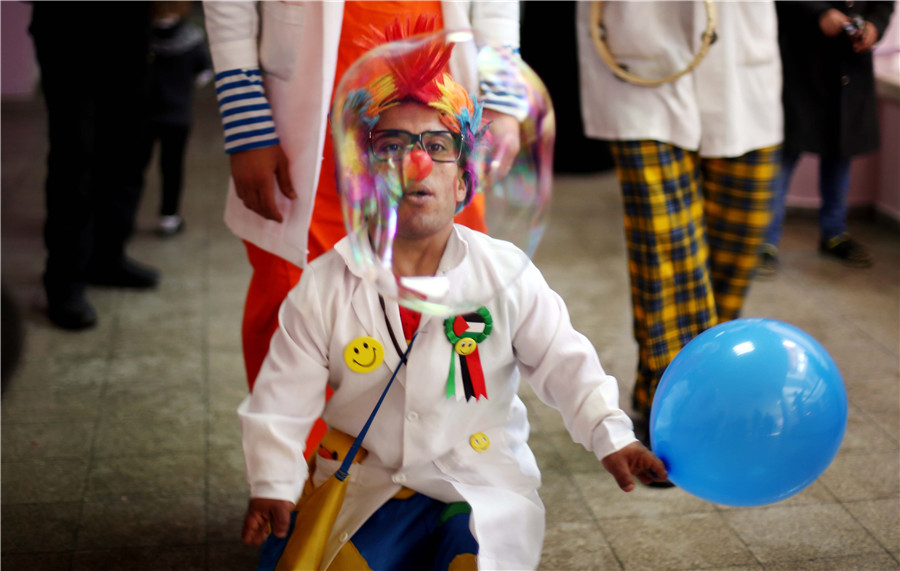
[819,9,851,37]
[229,144,296,222]
[242,497,295,546]
[853,21,878,52]
[482,109,521,187]
[601,441,669,492]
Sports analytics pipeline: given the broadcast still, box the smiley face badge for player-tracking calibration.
[344,336,385,373]
[444,307,492,401]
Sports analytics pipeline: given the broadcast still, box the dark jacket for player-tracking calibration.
[776,1,895,158]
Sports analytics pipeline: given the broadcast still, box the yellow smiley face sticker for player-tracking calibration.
[455,338,477,356]
[469,432,490,452]
[344,336,384,373]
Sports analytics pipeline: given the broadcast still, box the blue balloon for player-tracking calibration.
[650,318,847,507]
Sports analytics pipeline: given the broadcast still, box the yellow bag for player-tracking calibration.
[273,335,416,570]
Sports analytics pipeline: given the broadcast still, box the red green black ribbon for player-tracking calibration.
[444,307,492,401]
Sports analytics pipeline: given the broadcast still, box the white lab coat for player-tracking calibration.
[575,0,783,157]
[204,1,521,266]
[240,225,637,570]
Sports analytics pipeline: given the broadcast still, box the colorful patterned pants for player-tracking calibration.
[608,141,780,419]
[258,494,478,571]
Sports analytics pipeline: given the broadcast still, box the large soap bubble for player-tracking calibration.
[331,29,554,316]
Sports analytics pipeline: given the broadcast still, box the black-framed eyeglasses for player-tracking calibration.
[369,129,462,163]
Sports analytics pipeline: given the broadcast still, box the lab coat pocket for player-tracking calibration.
[259,1,306,82]
[434,427,541,494]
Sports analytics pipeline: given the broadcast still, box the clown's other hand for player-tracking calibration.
[242,497,294,546]
[601,442,669,492]
[483,109,521,185]
[230,144,296,222]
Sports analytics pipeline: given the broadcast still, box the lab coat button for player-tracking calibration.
[406,411,419,422]
[392,473,407,484]
[470,432,490,452]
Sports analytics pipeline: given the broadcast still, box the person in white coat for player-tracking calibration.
[239,39,668,570]
[576,1,784,439]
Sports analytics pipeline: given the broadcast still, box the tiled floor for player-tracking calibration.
[2,88,898,570]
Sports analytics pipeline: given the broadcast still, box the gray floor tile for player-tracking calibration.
[99,382,206,424]
[761,551,899,570]
[1,421,94,461]
[846,378,900,441]
[540,521,621,571]
[105,353,204,389]
[844,498,900,554]
[2,551,75,571]
[206,541,262,571]
[819,451,900,502]
[92,417,206,458]
[85,453,206,501]
[841,402,900,454]
[598,512,757,571]
[724,503,884,563]
[71,546,208,571]
[207,444,250,502]
[1,459,89,504]
[206,494,251,543]
[1,386,103,424]
[0,501,82,554]
[77,495,206,550]
[5,355,109,392]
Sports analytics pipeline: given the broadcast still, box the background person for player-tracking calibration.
[759,0,895,275]
[576,1,784,448]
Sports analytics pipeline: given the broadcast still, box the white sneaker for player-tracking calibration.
[156,215,184,236]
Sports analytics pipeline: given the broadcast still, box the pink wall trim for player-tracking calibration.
[1,2,37,100]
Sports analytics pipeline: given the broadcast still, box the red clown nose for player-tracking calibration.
[403,149,433,181]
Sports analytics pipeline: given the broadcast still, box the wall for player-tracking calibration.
[1,1,37,100]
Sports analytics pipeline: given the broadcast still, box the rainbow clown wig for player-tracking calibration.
[332,16,490,212]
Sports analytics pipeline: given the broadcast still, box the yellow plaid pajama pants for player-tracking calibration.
[608,141,781,418]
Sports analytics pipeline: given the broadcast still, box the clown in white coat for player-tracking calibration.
[239,31,668,571]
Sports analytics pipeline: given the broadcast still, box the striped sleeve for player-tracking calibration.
[214,68,279,154]
[479,47,529,122]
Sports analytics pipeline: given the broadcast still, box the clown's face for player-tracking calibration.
[372,103,467,243]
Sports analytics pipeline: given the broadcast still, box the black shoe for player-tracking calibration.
[87,258,160,288]
[756,245,779,279]
[48,293,98,330]
[819,234,872,268]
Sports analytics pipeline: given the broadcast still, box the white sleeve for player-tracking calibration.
[239,266,331,502]
[512,264,637,460]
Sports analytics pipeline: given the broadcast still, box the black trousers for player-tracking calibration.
[30,2,152,301]
[141,123,190,217]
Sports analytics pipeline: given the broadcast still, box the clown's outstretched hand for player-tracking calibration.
[601,442,668,492]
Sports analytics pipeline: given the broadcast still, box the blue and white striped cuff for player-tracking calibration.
[479,47,529,122]
[215,68,279,154]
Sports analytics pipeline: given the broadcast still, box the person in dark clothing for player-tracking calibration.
[142,1,212,237]
[760,1,895,275]
[30,1,161,330]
